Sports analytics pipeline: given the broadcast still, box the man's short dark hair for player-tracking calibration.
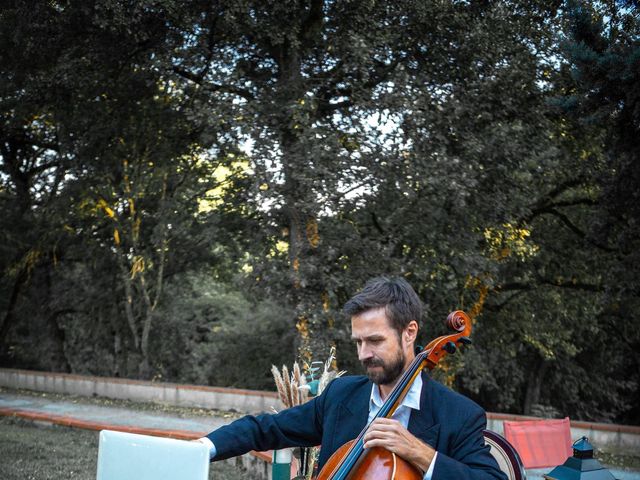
[343,276,423,335]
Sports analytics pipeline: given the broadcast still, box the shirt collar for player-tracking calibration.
[370,371,422,412]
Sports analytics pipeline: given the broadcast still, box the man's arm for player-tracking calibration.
[201,379,335,461]
[431,409,507,480]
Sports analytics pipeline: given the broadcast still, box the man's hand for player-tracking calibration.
[363,418,436,473]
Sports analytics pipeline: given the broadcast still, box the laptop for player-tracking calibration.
[96,430,210,480]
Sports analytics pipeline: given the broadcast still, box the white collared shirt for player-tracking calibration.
[367,373,437,480]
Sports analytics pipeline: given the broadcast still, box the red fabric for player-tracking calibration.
[503,417,573,469]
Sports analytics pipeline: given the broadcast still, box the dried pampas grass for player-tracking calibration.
[316,346,346,396]
[272,361,309,409]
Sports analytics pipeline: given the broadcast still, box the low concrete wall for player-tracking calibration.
[0,368,282,414]
[2,368,638,455]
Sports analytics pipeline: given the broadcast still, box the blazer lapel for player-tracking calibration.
[331,374,440,449]
[408,372,440,447]
[334,380,371,444]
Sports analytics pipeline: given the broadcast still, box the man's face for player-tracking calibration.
[351,307,407,386]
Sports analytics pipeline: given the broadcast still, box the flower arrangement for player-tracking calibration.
[271,346,346,479]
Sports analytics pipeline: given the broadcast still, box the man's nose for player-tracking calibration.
[358,344,374,361]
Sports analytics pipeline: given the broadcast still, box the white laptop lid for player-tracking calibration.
[96,430,210,480]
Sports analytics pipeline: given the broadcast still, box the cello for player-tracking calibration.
[314,310,473,480]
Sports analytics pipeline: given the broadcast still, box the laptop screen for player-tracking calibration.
[96,430,210,480]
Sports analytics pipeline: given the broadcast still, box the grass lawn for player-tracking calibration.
[0,416,253,480]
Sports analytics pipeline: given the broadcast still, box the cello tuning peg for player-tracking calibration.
[442,341,457,354]
[459,337,472,345]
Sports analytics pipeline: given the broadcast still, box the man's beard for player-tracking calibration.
[361,348,405,386]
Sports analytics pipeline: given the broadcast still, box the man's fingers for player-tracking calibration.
[363,419,409,449]
[363,438,390,449]
[363,419,423,450]
[370,418,401,427]
[366,418,403,433]
[363,433,398,449]
[364,429,394,442]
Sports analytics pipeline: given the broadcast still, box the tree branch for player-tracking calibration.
[172,66,256,100]
[484,289,529,313]
[539,277,603,292]
[524,198,598,223]
[495,276,603,294]
[544,208,616,253]
[179,2,222,86]
[494,282,533,292]
[300,0,325,47]
[315,56,406,117]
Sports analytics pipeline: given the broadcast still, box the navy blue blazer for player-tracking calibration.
[207,373,506,480]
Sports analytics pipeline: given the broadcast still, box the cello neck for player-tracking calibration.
[372,350,427,421]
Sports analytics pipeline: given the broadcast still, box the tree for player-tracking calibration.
[2,0,638,425]
[556,0,640,423]
[166,1,483,360]
[0,0,240,377]
[0,0,78,362]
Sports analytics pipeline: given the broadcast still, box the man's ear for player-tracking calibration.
[403,320,419,345]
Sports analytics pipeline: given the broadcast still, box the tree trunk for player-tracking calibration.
[275,41,334,363]
[136,176,169,379]
[46,310,73,373]
[113,331,122,377]
[0,143,34,355]
[116,253,140,350]
[44,264,72,373]
[0,266,28,353]
[523,356,549,415]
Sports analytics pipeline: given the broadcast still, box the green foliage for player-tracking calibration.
[558,0,640,424]
[1,0,639,425]
[151,274,295,389]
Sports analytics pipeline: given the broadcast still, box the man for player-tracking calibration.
[199,277,506,479]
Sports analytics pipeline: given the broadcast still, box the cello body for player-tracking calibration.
[315,440,422,480]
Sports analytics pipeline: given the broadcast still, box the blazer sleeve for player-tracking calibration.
[206,380,335,460]
[432,408,507,480]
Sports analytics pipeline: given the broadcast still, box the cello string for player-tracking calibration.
[329,350,429,479]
